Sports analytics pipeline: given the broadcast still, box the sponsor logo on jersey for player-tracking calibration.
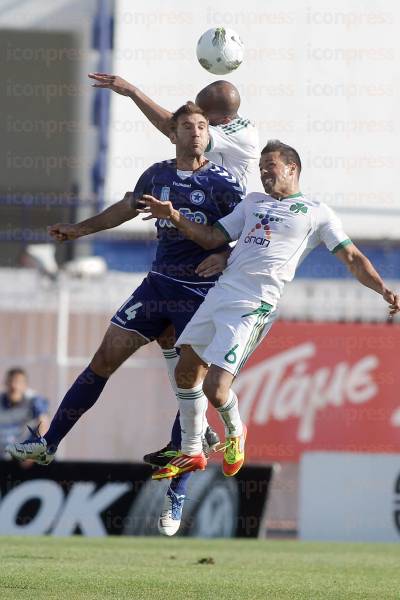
[244,212,283,246]
[244,235,271,247]
[158,207,207,228]
[190,189,205,205]
[172,181,191,188]
[114,315,126,326]
[180,207,207,224]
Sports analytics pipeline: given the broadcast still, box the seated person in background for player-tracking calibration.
[0,367,49,459]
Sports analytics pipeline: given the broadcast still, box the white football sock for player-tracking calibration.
[202,411,210,435]
[162,348,179,396]
[217,390,243,438]
[177,384,207,455]
[163,348,210,434]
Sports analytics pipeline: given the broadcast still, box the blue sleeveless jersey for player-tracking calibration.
[133,159,244,284]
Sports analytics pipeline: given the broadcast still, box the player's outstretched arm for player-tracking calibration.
[335,243,400,317]
[139,195,228,249]
[48,192,139,242]
[88,73,172,136]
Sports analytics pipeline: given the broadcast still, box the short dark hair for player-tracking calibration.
[5,367,27,380]
[261,139,302,174]
[170,101,208,129]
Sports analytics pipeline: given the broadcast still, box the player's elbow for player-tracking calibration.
[345,251,370,279]
[345,249,360,265]
[205,235,225,250]
[193,229,221,250]
[348,251,366,270]
[338,244,363,269]
[199,238,217,250]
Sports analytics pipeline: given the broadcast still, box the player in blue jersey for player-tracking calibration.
[7,101,244,534]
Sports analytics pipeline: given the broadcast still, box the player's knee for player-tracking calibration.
[203,370,229,408]
[157,324,176,350]
[203,376,227,406]
[174,359,193,388]
[174,345,203,388]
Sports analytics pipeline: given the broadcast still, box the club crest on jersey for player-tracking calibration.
[190,189,205,205]
[290,201,308,214]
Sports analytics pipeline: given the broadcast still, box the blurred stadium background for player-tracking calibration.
[1,0,399,542]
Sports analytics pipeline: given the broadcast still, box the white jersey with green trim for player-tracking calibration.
[205,116,259,192]
[215,191,351,306]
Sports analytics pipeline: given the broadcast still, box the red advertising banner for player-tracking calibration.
[232,322,400,462]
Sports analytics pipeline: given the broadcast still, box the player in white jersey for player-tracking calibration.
[88,74,259,191]
[139,139,400,480]
[194,82,258,190]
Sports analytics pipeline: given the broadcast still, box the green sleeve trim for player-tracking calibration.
[205,139,212,152]
[331,238,352,254]
[214,221,232,242]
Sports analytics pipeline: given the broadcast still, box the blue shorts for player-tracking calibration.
[110,272,213,341]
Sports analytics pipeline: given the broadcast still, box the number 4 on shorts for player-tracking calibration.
[125,302,143,321]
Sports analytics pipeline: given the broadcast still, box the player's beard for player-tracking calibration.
[176,140,205,162]
[262,176,275,194]
[186,144,205,163]
[190,141,205,157]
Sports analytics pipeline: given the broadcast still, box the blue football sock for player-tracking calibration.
[170,410,182,448]
[44,365,108,450]
[170,411,190,496]
[170,472,190,496]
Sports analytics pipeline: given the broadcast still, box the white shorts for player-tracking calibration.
[176,284,277,376]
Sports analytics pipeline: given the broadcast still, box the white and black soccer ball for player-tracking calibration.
[196,27,244,75]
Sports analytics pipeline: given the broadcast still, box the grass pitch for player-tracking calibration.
[0,536,399,600]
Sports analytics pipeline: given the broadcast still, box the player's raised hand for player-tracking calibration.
[138,195,174,221]
[383,289,400,317]
[47,223,80,242]
[196,252,228,278]
[88,73,135,96]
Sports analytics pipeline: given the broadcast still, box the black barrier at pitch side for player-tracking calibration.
[0,460,273,537]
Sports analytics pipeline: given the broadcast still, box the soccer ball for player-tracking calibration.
[196,27,244,75]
